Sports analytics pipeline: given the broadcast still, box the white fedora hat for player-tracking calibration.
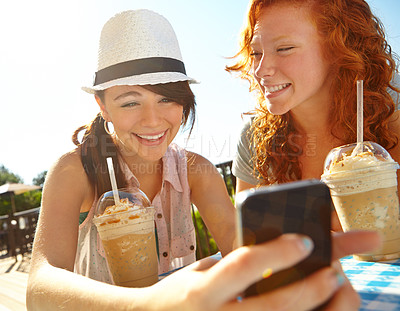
[82,9,198,94]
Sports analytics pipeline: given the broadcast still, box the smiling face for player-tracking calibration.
[97,85,183,163]
[250,3,333,116]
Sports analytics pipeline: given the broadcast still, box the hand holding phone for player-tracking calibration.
[235,179,332,297]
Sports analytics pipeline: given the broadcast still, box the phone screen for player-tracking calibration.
[236,179,332,297]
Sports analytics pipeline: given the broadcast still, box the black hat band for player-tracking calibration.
[93,57,187,86]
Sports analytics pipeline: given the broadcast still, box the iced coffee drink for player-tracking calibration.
[93,189,158,287]
[321,141,400,261]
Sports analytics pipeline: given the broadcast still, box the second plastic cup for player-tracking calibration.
[93,188,158,287]
[321,141,400,261]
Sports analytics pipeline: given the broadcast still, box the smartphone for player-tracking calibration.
[235,179,332,297]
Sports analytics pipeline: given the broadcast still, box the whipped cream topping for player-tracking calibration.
[326,151,394,174]
[101,198,140,215]
[94,198,155,238]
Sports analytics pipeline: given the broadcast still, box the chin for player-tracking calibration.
[267,105,290,116]
[138,146,168,161]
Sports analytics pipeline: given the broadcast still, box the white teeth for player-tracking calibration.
[137,132,165,140]
[265,83,290,93]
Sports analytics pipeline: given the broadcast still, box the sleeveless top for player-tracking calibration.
[73,143,196,283]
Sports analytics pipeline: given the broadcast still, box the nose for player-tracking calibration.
[140,104,161,127]
[254,53,276,79]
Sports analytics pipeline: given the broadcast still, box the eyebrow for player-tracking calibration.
[114,91,142,101]
[251,34,292,46]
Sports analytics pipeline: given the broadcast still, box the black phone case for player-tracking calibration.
[236,179,332,297]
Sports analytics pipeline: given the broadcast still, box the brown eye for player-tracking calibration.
[160,98,175,104]
[122,102,139,108]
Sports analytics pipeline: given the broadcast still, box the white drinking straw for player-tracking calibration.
[106,157,120,206]
[356,80,364,145]
[351,80,364,157]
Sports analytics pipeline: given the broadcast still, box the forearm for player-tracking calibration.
[27,263,147,311]
[211,216,237,256]
[191,172,237,255]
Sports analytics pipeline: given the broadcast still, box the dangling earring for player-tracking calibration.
[104,120,115,135]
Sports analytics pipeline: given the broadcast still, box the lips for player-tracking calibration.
[134,130,167,146]
[264,83,291,93]
[136,132,165,140]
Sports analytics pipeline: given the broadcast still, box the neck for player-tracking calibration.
[290,100,330,136]
[289,100,346,151]
[288,72,335,136]
[115,140,163,177]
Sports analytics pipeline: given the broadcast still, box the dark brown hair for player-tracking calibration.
[72,81,196,195]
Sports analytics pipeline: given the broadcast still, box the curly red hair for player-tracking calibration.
[227,0,399,185]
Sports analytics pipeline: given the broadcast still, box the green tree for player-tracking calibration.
[33,170,47,187]
[0,165,23,185]
[0,164,42,215]
[192,209,218,259]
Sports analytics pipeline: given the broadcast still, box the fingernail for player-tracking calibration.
[336,272,345,287]
[301,237,313,251]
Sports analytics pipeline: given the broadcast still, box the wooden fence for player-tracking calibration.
[0,208,39,260]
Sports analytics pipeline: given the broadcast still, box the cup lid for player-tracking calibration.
[95,188,151,217]
[321,141,399,179]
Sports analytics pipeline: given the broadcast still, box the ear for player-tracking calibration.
[95,95,111,122]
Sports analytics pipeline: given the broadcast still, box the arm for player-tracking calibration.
[147,230,381,311]
[236,177,257,193]
[26,150,145,310]
[187,152,236,255]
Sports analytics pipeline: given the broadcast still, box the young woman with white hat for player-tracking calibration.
[26,9,381,310]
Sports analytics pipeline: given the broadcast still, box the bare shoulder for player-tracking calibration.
[32,148,94,272]
[186,151,217,177]
[44,148,92,208]
[47,149,86,183]
[50,148,82,170]
[186,151,222,189]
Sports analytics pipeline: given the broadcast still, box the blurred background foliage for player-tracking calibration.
[192,209,219,259]
[0,165,46,216]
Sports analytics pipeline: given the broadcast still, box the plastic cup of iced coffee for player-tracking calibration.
[93,188,158,287]
[321,141,400,261]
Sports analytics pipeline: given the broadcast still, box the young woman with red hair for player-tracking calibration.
[229,0,400,230]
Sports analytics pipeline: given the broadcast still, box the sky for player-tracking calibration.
[0,0,399,184]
